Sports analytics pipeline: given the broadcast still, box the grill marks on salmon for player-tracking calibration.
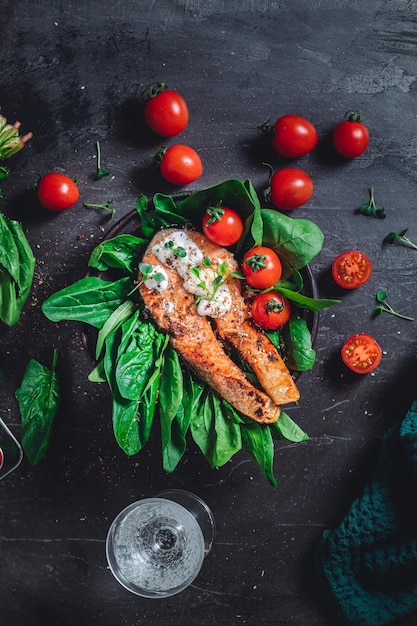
[139,228,299,424]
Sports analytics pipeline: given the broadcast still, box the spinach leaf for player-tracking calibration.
[115,317,156,401]
[190,391,242,468]
[112,396,141,456]
[7,219,36,300]
[270,411,309,442]
[0,214,35,327]
[137,334,169,447]
[281,317,316,371]
[276,286,340,312]
[176,179,258,223]
[260,208,324,272]
[241,422,277,488]
[15,349,60,465]
[95,300,136,360]
[159,345,185,472]
[42,276,134,328]
[134,193,188,240]
[0,213,20,284]
[88,234,147,273]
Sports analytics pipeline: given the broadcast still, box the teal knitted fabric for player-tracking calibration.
[318,399,417,625]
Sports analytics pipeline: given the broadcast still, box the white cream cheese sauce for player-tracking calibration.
[150,230,232,318]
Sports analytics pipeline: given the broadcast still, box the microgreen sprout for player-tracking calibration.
[373,289,414,321]
[84,198,116,217]
[359,186,386,219]
[95,141,109,179]
[383,228,417,251]
[190,258,233,304]
[138,262,165,286]
[164,240,187,257]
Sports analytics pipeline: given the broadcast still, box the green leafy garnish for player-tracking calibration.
[373,289,413,321]
[84,198,116,217]
[359,186,386,219]
[0,213,35,327]
[15,349,60,465]
[95,140,109,179]
[383,229,417,251]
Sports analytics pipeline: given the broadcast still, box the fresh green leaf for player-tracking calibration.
[159,345,185,472]
[270,411,309,442]
[95,300,136,360]
[259,208,325,273]
[281,317,316,371]
[276,286,340,312]
[15,350,60,465]
[88,234,147,273]
[115,318,157,401]
[111,396,141,456]
[241,422,277,487]
[190,392,242,468]
[42,276,134,328]
[0,214,35,326]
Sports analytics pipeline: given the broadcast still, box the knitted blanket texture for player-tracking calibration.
[318,399,417,626]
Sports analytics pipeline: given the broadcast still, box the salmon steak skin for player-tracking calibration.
[138,227,299,424]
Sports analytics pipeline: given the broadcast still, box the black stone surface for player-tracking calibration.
[1,1,417,625]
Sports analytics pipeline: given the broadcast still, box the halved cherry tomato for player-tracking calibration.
[333,112,369,158]
[242,246,282,289]
[143,83,189,137]
[159,144,202,185]
[341,333,382,374]
[37,173,80,212]
[270,167,313,210]
[251,291,291,330]
[332,250,372,289]
[202,205,244,246]
[272,114,318,158]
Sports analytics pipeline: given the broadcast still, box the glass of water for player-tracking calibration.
[0,418,23,480]
[106,490,215,598]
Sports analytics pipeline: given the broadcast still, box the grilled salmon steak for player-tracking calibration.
[139,227,299,424]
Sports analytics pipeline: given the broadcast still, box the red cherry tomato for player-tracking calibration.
[242,246,282,289]
[159,144,202,185]
[251,291,291,330]
[144,84,189,137]
[341,333,382,374]
[332,250,372,289]
[270,167,313,210]
[272,114,318,158]
[202,206,244,246]
[333,112,369,158]
[37,173,80,212]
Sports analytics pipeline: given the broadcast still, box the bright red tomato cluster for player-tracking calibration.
[143,83,202,186]
[264,111,369,212]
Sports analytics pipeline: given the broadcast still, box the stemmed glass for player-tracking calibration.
[106,490,215,598]
[0,418,23,480]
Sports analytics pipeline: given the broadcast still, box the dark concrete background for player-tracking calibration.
[1,1,417,624]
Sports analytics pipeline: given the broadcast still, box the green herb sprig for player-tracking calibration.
[84,198,116,217]
[373,289,414,321]
[383,229,417,251]
[359,186,386,219]
[95,141,109,179]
